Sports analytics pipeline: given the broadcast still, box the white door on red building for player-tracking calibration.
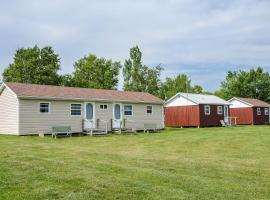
[224,106,229,124]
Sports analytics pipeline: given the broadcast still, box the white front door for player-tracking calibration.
[224,106,229,124]
[113,103,122,128]
[84,102,95,129]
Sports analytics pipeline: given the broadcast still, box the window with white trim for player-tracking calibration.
[204,105,211,115]
[217,106,223,115]
[40,103,50,113]
[257,108,261,115]
[71,104,81,116]
[124,105,133,116]
[100,104,108,110]
[264,108,269,115]
[146,106,153,114]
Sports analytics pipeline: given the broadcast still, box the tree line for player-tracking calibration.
[2,45,270,103]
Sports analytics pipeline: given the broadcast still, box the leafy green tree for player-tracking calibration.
[144,65,163,96]
[159,74,192,100]
[72,54,121,89]
[219,67,270,102]
[159,74,206,100]
[60,74,75,87]
[123,46,163,95]
[214,89,227,99]
[192,85,203,94]
[3,45,61,85]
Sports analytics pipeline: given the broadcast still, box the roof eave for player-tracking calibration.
[18,95,164,105]
[229,97,254,107]
[198,103,231,106]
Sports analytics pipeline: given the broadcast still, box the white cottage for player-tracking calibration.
[0,82,164,135]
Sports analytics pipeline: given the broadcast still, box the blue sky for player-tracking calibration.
[0,0,270,91]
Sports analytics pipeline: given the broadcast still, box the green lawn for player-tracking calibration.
[1,126,270,200]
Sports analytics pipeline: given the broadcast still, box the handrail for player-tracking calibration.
[83,119,94,135]
[98,119,108,133]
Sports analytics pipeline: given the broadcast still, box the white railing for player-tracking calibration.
[83,119,109,135]
[98,119,108,134]
[83,119,94,135]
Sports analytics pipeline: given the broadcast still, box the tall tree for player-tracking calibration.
[144,65,163,96]
[3,45,61,85]
[123,46,163,95]
[192,85,203,94]
[159,74,193,100]
[59,74,74,87]
[218,67,270,102]
[72,54,121,89]
[159,74,206,100]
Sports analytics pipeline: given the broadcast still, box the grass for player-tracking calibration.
[1,126,270,200]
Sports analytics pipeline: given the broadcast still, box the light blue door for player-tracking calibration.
[84,103,95,129]
[113,103,122,128]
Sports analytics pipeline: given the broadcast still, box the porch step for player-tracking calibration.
[83,128,108,136]
[112,128,134,133]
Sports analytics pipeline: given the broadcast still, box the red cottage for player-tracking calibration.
[228,97,270,125]
[164,93,230,127]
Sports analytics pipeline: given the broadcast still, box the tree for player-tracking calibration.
[59,74,74,87]
[3,45,61,85]
[214,88,227,99]
[159,74,192,100]
[123,46,163,95]
[218,67,270,103]
[192,85,203,94]
[144,65,163,96]
[72,54,121,89]
[159,74,206,100]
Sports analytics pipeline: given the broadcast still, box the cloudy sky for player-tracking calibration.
[0,0,270,91]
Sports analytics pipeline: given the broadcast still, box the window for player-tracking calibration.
[40,103,50,113]
[264,108,269,115]
[124,105,133,116]
[217,106,223,115]
[146,106,153,114]
[204,105,210,115]
[71,104,81,116]
[100,104,108,110]
[257,108,261,115]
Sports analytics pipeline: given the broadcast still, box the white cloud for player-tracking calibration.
[0,0,269,91]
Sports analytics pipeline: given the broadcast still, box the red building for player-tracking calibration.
[228,97,270,125]
[164,93,230,127]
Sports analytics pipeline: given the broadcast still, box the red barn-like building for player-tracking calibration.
[228,97,270,125]
[165,93,230,127]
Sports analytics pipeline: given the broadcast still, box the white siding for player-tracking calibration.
[95,102,113,131]
[229,99,251,108]
[0,87,19,135]
[166,95,196,107]
[19,99,164,135]
[122,103,163,129]
[19,100,85,135]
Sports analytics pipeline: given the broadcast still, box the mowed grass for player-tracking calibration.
[1,126,270,200]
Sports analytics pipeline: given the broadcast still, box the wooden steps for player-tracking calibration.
[112,128,135,134]
[83,128,108,136]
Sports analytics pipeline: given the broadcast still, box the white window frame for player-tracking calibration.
[204,105,211,115]
[257,108,261,115]
[39,102,50,113]
[70,103,82,116]
[217,106,223,115]
[264,108,269,115]
[99,104,108,110]
[123,104,133,116]
[146,105,153,114]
